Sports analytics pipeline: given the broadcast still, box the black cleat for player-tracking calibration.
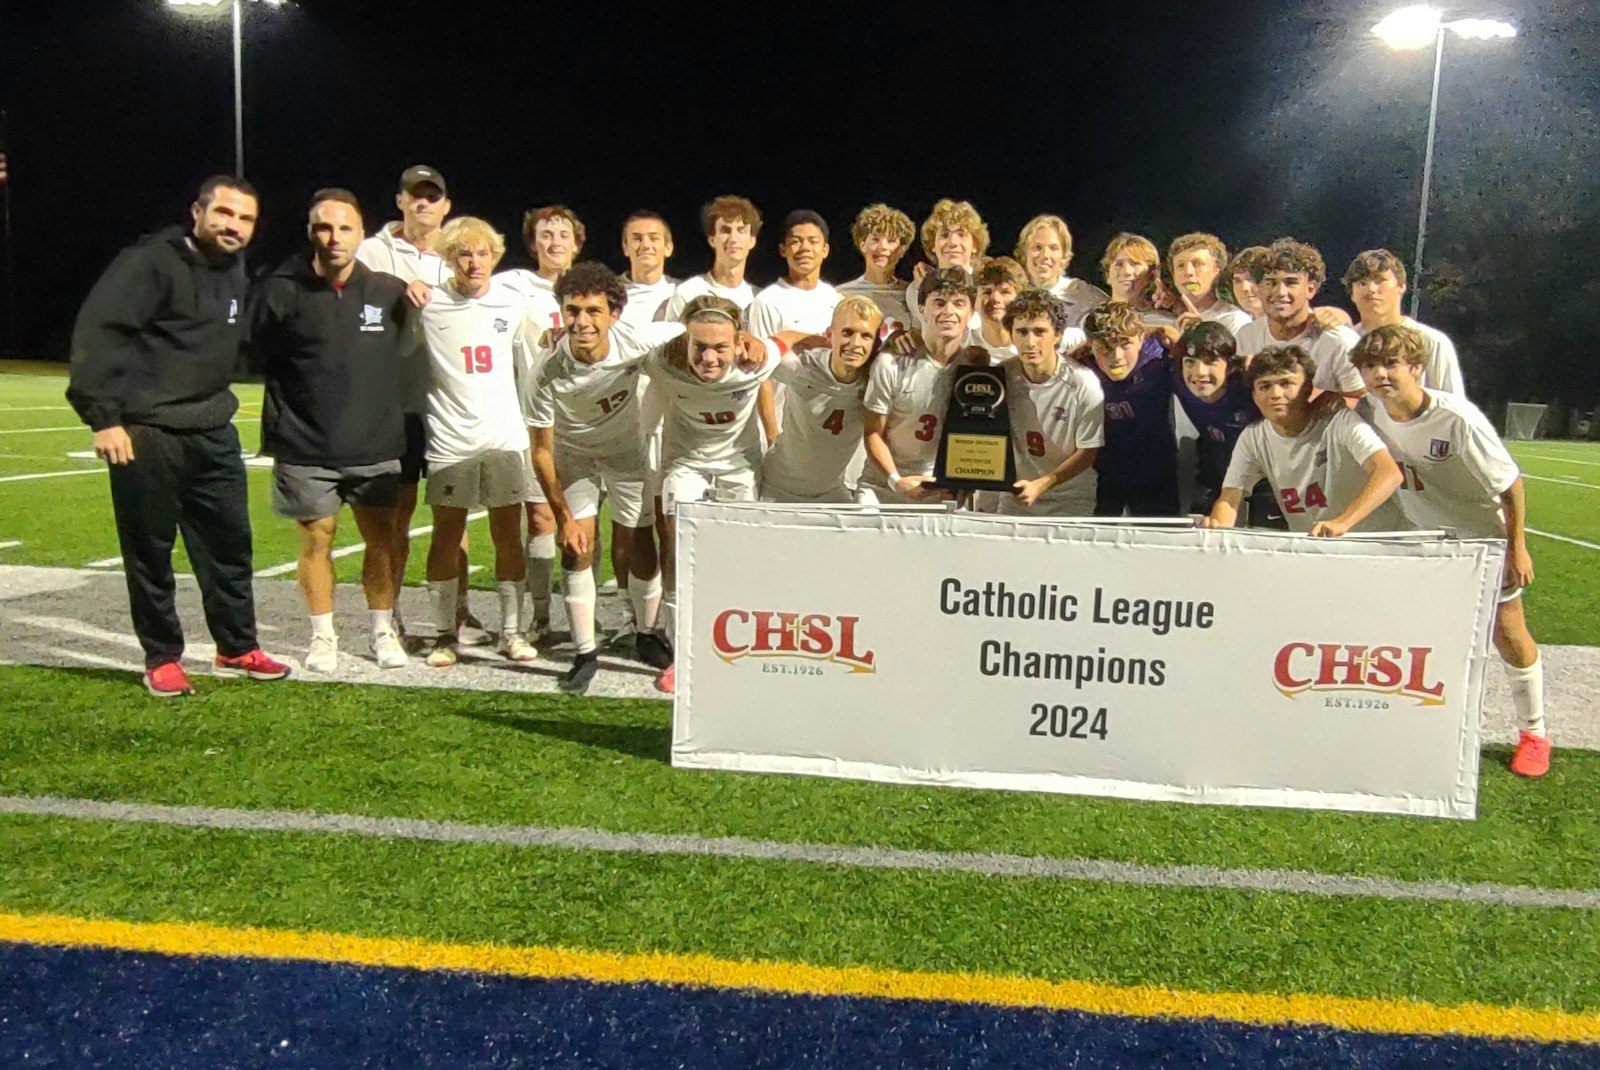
[559,650,601,694]
[635,632,673,671]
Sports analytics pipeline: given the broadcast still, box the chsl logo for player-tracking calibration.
[1273,642,1446,706]
[712,610,876,674]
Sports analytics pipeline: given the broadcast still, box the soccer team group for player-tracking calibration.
[64,164,1552,775]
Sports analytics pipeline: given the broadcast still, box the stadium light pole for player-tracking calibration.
[166,0,285,177]
[1372,6,1516,318]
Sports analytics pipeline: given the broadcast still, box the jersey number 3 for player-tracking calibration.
[913,414,939,442]
[460,345,493,374]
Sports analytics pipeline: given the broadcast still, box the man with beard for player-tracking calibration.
[68,175,290,696]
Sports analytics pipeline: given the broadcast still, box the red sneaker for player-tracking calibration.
[144,661,194,698]
[213,649,291,681]
[654,663,675,695]
[1510,731,1552,778]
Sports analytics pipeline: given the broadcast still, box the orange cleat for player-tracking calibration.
[1510,731,1552,778]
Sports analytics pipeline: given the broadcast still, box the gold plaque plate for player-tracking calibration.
[942,433,1010,482]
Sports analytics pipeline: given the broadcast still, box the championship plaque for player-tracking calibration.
[932,364,1017,491]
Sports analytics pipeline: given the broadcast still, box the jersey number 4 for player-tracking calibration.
[460,345,493,373]
[822,409,846,436]
[1280,482,1327,513]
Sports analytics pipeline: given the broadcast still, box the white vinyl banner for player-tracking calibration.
[672,504,1506,819]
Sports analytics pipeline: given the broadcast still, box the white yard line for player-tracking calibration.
[1522,473,1600,491]
[84,556,123,569]
[1528,528,1600,552]
[253,510,488,578]
[1518,452,1600,469]
[0,406,74,413]
[0,468,104,484]
[0,540,21,551]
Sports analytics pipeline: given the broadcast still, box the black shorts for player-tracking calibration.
[400,413,428,485]
[1095,474,1180,518]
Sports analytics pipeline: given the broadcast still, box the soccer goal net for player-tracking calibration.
[1505,403,1549,441]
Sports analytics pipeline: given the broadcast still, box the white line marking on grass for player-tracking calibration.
[85,557,123,568]
[0,468,103,484]
[1523,474,1600,491]
[253,510,488,578]
[0,541,21,550]
[1519,452,1600,468]
[3,794,1598,912]
[37,650,143,674]
[0,406,73,413]
[1528,528,1600,552]
[0,425,94,435]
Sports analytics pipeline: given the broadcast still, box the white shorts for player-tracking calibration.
[556,447,653,528]
[997,489,1096,518]
[660,466,757,516]
[759,480,854,505]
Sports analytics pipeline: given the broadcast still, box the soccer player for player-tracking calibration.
[415,217,539,668]
[1352,324,1550,776]
[838,203,915,329]
[1222,245,1268,319]
[1198,345,1402,535]
[500,204,583,331]
[1000,290,1104,516]
[861,268,984,505]
[1099,233,1180,327]
[1014,214,1108,328]
[759,296,885,504]
[749,210,842,440]
[1235,238,1365,399]
[1169,233,1253,335]
[526,263,676,693]
[666,195,762,319]
[618,210,678,326]
[247,188,416,673]
[973,257,1028,361]
[904,199,988,327]
[1343,249,1465,393]
[67,174,289,695]
[1075,302,1178,516]
[1169,321,1258,516]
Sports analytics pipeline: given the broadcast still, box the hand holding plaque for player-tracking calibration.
[932,361,1017,492]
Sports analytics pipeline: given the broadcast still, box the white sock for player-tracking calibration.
[369,608,393,636]
[310,612,335,639]
[628,572,662,634]
[497,580,524,636]
[427,579,456,638]
[1504,656,1546,737]
[659,587,676,645]
[526,534,555,625]
[565,568,598,655]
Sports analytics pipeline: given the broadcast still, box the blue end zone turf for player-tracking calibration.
[3,943,1595,1068]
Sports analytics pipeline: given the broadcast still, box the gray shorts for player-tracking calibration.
[272,460,402,520]
[425,449,531,510]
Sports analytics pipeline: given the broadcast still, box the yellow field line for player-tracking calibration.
[0,911,1595,1044]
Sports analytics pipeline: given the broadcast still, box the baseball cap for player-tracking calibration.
[399,165,447,197]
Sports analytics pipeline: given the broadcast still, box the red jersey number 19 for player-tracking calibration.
[460,345,493,374]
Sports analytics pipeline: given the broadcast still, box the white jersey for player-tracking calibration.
[1358,390,1517,539]
[760,347,869,498]
[1356,317,1465,395]
[648,340,783,474]
[747,278,841,337]
[1223,409,1402,533]
[1004,357,1104,513]
[1048,276,1110,329]
[1199,300,1254,336]
[524,328,678,458]
[419,278,535,467]
[666,274,757,320]
[354,222,448,287]
[862,349,962,482]
[620,275,678,326]
[1235,319,1364,396]
[971,327,1016,363]
[497,268,563,334]
[837,276,913,331]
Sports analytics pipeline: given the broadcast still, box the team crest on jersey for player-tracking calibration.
[1050,405,1072,423]
[359,304,385,332]
[1273,642,1446,707]
[1208,427,1227,442]
[730,387,754,402]
[493,318,509,333]
[711,609,876,675]
[1428,438,1451,461]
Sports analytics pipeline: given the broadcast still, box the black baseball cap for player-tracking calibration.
[399,165,447,197]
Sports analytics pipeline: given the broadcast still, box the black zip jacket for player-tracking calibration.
[67,225,248,432]
[246,253,417,467]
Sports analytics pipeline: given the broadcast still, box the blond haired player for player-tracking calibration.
[666,195,762,319]
[647,295,777,694]
[1235,238,1365,399]
[1000,290,1104,516]
[904,199,988,329]
[416,217,540,668]
[839,203,915,329]
[1015,214,1108,328]
[1100,232,1179,327]
[618,210,677,326]
[861,268,985,505]
[1343,249,1464,394]
[759,296,884,504]
[1353,325,1550,777]
[1169,233,1252,336]
[1198,345,1402,535]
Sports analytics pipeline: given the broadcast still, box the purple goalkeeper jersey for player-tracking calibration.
[1173,372,1256,491]
[1089,337,1175,490]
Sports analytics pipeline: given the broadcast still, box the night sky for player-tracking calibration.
[3,0,1596,412]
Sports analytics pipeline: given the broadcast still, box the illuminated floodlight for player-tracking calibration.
[1447,18,1516,40]
[1372,6,1443,50]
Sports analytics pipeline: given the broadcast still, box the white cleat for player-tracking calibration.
[370,629,408,670]
[305,634,339,674]
[425,639,459,668]
[499,632,539,663]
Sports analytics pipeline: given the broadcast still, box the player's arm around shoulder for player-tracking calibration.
[1310,411,1402,537]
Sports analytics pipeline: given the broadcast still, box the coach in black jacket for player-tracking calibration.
[246,187,420,673]
[67,175,289,696]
